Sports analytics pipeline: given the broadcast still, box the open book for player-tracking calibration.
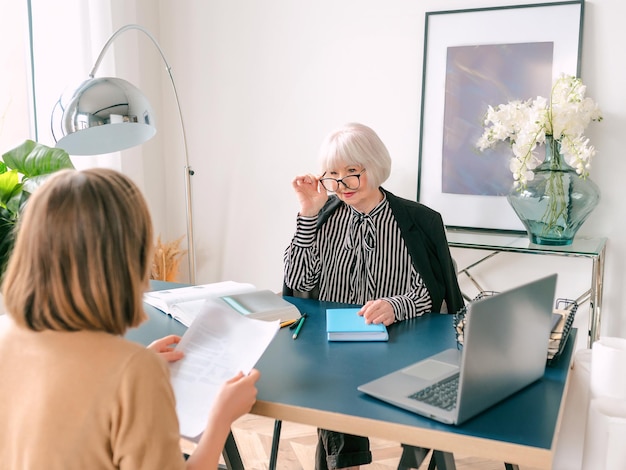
[169,298,279,440]
[143,281,257,326]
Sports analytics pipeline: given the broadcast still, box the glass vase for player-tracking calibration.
[507,136,600,246]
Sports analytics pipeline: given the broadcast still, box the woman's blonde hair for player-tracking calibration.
[318,122,392,188]
[2,168,153,335]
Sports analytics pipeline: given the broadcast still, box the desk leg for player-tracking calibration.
[397,445,430,469]
[397,447,457,470]
[431,451,456,469]
[268,419,282,470]
[221,431,245,470]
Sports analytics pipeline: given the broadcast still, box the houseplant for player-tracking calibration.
[0,139,75,275]
[476,74,603,245]
[151,235,187,282]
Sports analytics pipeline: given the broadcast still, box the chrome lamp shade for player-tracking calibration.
[56,77,156,155]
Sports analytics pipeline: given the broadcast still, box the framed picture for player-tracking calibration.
[417,1,584,231]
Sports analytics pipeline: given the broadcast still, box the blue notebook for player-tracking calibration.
[326,308,389,342]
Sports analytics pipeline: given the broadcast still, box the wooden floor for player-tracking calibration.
[204,414,544,470]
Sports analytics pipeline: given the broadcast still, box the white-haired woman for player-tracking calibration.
[284,122,464,470]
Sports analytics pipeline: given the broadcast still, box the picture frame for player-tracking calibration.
[417,1,584,231]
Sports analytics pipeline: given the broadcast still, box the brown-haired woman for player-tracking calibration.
[0,168,259,469]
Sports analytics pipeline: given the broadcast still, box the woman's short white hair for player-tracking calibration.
[318,122,391,188]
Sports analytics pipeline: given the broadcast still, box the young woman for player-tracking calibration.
[0,168,259,469]
[284,123,463,469]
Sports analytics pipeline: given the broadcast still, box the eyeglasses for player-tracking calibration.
[319,169,366,193]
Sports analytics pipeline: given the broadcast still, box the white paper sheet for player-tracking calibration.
[169,298,279,439]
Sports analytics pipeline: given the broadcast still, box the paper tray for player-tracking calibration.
[453,292,578,365]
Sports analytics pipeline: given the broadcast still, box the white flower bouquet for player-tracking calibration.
[476,74,602,189]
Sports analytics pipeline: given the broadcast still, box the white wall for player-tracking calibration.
[96,0,626,338]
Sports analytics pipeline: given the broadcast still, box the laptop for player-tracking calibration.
[357,273,557,425]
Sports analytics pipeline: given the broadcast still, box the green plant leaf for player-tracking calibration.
[2,139,74,178]
[0,206,17,275]
[0,170,21,207]
[0,139,75,280]
[22,173,58,195]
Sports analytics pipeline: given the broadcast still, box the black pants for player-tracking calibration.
[316,429,372,469]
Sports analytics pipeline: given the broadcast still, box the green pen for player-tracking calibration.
[292,314,307,340]
[289,313,307,330]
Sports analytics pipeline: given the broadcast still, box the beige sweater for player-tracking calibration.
[0,320,186,470]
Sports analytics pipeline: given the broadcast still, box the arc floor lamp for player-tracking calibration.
[53,24,196,284]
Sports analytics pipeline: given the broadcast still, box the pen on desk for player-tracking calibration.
[289,313,307,330]
[292,314,307,340]
[280,319,298,328]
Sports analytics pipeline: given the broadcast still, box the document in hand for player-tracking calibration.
[220,289,302,322]
[143,281,257,326]
[326,308,389,342]
[169,298,279,440]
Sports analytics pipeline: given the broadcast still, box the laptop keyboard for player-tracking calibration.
[407,374,459,411]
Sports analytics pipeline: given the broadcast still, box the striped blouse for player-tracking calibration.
[284,195,432,321]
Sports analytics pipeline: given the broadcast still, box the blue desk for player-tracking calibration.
[129,283,575,469]
[253,297,574,469]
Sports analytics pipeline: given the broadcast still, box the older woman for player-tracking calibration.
[284,123,463,470]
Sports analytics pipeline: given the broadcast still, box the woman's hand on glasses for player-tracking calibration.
[292,173,328,217]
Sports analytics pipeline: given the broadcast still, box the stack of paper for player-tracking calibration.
[547,308,569,360]
[169,298,279,440]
